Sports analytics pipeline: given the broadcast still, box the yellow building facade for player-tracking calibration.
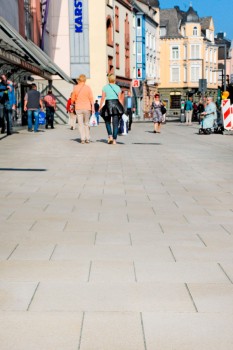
[159,6,218,117]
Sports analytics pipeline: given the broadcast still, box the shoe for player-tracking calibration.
[7,132,12,136]
[108,138,113,144]
[113,140,117,145]
[51,126,54,129]
[45,125,48,129]
[28,128,32,132]
[85,140,90,143]
[71,126,73,130]
[81,140,85,144]
[153,131,156,133]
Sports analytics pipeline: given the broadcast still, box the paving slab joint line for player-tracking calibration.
[169,246,177,262]
[220,224,232,235]
[133,261,138,282]
[94,232,98,245]
[159,223,164,234]
[87,261,93,282]
[49,244,57,260]
[27,282,40,311]
[185,283,198,313]
[218,263,233,284]
[196,234,207,247]
[140,312,148,350]
[77,312,85,350]
[6,244,19,260]
[129,232,133,246]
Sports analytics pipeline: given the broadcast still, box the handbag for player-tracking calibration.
[89,113,98,127]
[161,104,166,115]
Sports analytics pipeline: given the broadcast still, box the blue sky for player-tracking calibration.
[159,0,233,40]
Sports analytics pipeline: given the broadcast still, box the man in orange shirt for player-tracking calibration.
[71,74,94,144]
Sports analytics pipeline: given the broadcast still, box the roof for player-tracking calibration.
[160,8,184,38]
[137,0,160,7]
[0,16,74,84]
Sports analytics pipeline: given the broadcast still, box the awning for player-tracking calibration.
[0,16,74,84]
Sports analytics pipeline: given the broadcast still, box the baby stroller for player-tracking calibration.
[199,112,217,134]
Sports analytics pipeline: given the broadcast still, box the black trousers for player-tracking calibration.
[126,108,133,130]
[46,107,55,128]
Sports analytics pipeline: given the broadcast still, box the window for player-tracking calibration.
[108,56,113,75]
[171,67,180,82]
[205,68,208,82]
[184,45,187,60]
[184,66,187,82]
[160,26,167,36]
[171,46,179,60]
[106,18,113,46]
[210,69,213,83]
[193,26,198,36]
[205,49,208,62]
[209,49,213,63]
[137,17,142,36]
[125,48,130,78]
[24,0,33,40]
[115,6,119,32]
[116,44,120,69]
[191,66,200,82]
[170,95,181,109]
[137,42,142,63]
[137,68,142,78]
[146,31,149,48]
[190,44,200,59]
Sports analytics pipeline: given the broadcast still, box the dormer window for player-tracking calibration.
[160,26,167,37]
[193,26,198,36]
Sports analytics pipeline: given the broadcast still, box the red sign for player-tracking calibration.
[132,79,140,88]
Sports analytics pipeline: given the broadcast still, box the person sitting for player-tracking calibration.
[200,96,217,130]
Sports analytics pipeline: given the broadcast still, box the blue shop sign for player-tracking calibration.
[74,0,83,33]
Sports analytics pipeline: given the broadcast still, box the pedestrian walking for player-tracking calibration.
[123,90,136,131]
[99,74,124,145]
[0,74,16,135]
[94,100,100,125]
[150,93,164,133]
[185,96,193,125]
[66,93,76,130]
[24,83,43,132]
[43,89,56,129]
[71,74,94,144]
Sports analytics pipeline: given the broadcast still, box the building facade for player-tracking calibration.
[159,6,218,117]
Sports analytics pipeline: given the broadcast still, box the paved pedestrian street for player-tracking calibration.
[0,122,233,350]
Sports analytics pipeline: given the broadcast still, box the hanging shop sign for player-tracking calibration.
[74,0,83,33]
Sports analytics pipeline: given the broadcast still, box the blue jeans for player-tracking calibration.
[105,114,119,140]
[95,112,100,125]
[28,109,40,131]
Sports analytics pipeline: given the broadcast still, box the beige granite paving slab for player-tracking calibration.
[80,312,145,350]
[30,282,194,312]
[89,261,135,282]
[143,312,233,350]
[0,312,82,350]
[0,260,90,282]
[0,281,37,311]
[134,262,229,283]
[52,244,173,262]
[187,283,233,312]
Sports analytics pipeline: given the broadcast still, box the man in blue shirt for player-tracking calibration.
[185,96,193,125]
[123,90,136,131]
